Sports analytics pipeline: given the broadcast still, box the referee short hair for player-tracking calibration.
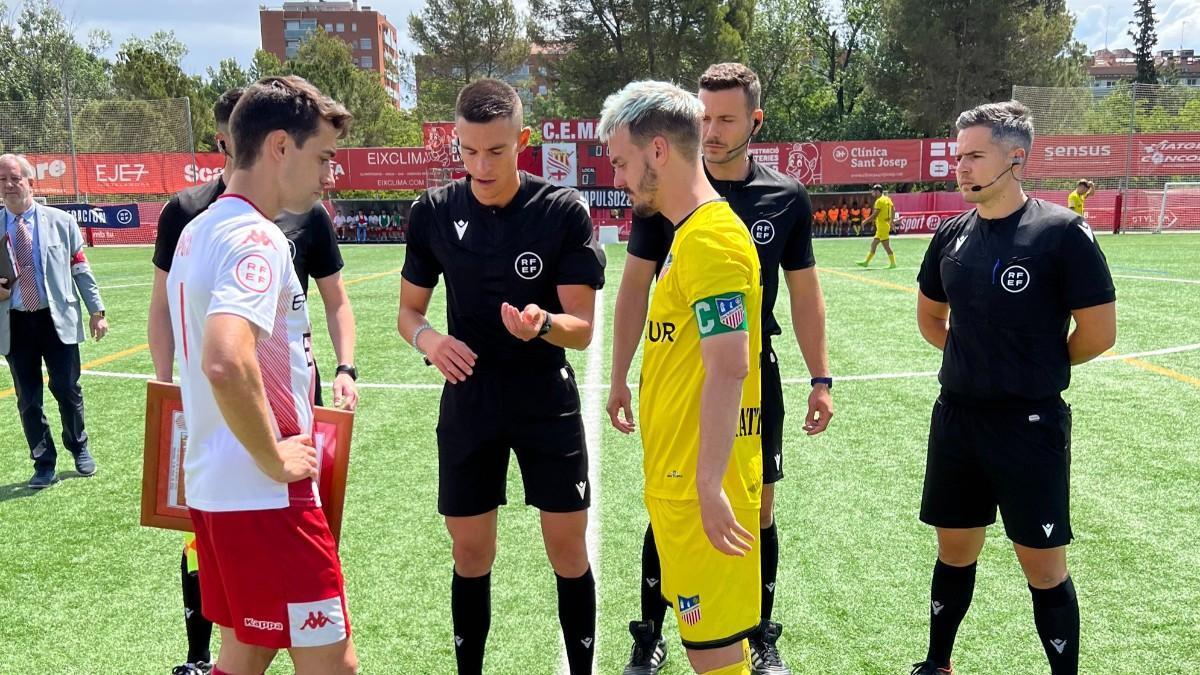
[598,80,704,161]
[455,78,523,124]
[230,75,352,170]
[213,88,244,128]
[699,63,761,111]
[955,100,1034,156]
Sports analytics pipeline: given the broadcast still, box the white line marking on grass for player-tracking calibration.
[559,288,606,675]
[99,282,154,290]
[1113,274,1200,285]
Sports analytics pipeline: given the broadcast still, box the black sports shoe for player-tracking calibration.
[171,663,212,675]
[622,620,668,675]
[911,660,954,675]
[749,621,792,674]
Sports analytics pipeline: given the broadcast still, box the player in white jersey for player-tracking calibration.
[166,75,357,675]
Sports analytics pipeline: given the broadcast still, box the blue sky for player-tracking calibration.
[57,0,1200,77]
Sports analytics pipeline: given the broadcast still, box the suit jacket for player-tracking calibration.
[0,204,105,355]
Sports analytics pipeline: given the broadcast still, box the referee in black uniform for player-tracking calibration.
[608,63,832,675]
[396,79,605,675]
[147,88,360,675]
[910,101,1116,675]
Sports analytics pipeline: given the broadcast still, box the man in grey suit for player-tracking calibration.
[0,153,108,489]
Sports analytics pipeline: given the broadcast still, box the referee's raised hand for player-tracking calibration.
[424,333,477,384]
[500,302,545,342]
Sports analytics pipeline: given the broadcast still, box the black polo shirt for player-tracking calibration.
[402,172,606,369]
[917,198,1116,404]
[153,177,343,294]
[627,158,815,340]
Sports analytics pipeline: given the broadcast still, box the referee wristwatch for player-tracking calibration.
[537,311,553,337]
[336,364,358,381]
[811,377,833,389]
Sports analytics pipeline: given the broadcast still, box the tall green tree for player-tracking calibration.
[1128,0,1158,84]
[111,32,214,150]
[872,0,1088,136]
[407,0,529,117]
[529,0,752,115]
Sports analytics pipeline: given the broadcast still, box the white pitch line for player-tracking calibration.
[8,341,1198,389]
[559,288,605,675]
[100,282,154,290]
[1113,274,1200,285]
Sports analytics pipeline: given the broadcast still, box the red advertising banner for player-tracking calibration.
[541,119,601,142]
[920,139,958,182]
[820,140,922,184]
[422,121,460,167]
[1027,134,1129,179]
[334,147,434,190]
[1132,134,1200,176]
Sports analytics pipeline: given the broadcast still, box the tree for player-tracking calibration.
[1128,0,1158,85]
[111,33,214,150]
[872,0,1088,136]
[529,0,752,115]
[407,0,529,117]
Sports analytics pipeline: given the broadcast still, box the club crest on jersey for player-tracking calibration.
[751,219,775,244]
[716,296,745,329]
[515,251,543,279]
[659,253,673,280]
[1000,265,1030,293]
[678,595,702,626]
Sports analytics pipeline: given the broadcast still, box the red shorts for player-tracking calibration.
[190,503,351,649]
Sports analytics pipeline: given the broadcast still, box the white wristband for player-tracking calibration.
[412,323,434,356]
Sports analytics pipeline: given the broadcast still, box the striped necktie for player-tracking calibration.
[12,215,45,310]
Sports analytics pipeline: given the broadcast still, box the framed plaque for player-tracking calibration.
[140,380,354,542]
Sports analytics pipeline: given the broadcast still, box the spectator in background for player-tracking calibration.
[1067,179,1094,218]
[356,209,367,243]
[0,153,107,489]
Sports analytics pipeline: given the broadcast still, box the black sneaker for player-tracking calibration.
[622,620,668,675]
[28,466,57,489]
[910,661,954,675]
[749,621,792,674]
[73,449,97,476]
[171,663,212,675]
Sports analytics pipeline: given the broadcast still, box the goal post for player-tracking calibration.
[1157,182,1200,234]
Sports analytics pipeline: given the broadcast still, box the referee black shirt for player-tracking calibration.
[402,172,606,369]
[153,177,344,293]
[917,198,1115,404]
[627,157,816,340]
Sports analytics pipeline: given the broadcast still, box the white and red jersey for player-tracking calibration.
[167,194,317,512]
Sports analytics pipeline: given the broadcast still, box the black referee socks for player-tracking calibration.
[641,524,669,639]
[760,522,780,621]
[451,570,491,675]
[556,567,596,675]
[927,559,977,668]
[1030,577,1079,675]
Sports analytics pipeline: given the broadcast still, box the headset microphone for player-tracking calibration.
[969,156,1023,192]
[717,118,761,157]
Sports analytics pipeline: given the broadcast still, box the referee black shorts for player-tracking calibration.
[920,393,1073,549]
[761,345,785,485]
[436,362,590,518]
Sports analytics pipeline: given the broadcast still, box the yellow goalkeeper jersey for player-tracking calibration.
[639,200,763,508]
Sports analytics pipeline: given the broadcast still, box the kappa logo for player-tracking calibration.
[300,611,334,630]
[515,251,543,279]
[453,219,469,240]
[241,230,277,249]
[1042,523,1055,538]
[932,601,945,616]
[751,219,775,244]
[244,617,284,632]
[1050,638,1068,654]
[1001,265,1031,293]
[575,481,587,499]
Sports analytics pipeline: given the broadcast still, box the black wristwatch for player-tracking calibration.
[537,311,553,337]
[810,377,833,389]
[336,364,358,381]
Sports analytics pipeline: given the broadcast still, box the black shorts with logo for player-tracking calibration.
[761,345,785,485]
[436,362,590,517]
[920,392,1073,549]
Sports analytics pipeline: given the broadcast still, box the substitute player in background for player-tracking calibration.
[910,101,1115,675]
[167,76,357,675]
[857,184,897,268]
[608,63,832,675]
[602,79,764,675]
[150,86,360,675]
[1067,179,1093,217]
[396,78,604,675]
